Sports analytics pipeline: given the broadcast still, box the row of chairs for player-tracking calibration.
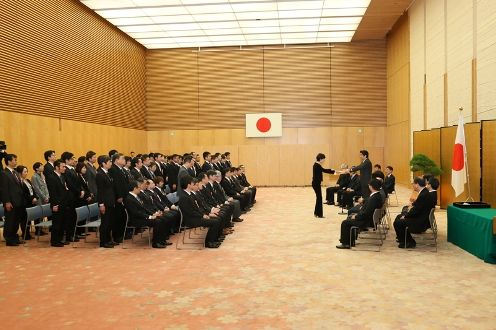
[350,201,438,252]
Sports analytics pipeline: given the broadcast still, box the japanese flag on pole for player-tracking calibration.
[451,113,467,197]
[245,113,282,137]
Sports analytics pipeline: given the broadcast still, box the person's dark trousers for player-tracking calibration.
[340,219,366,246]
[341,191,356,208]
[198,218,221,243]
[147,217,168,244]
[3,206,23,244]
[161,213,177,239]
[249,187,257,203]
[393,216,416,244]
[336,189,344,205]
[99,205,114,245]
[243,190,253,206]
[50,210,65,244]
[64,207,76,241]
[113,203,127,241]
[347,204,361,216]
[312,182,323,217]
[234,195,249,210]
[325,186,340,204]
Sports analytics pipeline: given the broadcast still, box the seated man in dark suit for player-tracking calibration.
[124,180,171,248]
[426,176,439,209]
[325,164,350,205]
[393,177,434,248]
[177,175,222,248]
[336,179,384,249]
[337,172,361,209]
[209,170,243,222]
[383,166,396,195]
[145,179,180,234]
[237,165,257,203]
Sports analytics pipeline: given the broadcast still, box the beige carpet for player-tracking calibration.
[0,186,495,329]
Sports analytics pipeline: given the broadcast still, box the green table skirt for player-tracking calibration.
[447,206,496,264]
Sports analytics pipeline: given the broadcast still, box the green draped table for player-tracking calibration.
[447,206,496,264]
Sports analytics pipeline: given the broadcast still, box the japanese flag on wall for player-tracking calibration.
[245,113,282,137]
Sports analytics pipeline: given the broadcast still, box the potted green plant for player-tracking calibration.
[410,154,443,176]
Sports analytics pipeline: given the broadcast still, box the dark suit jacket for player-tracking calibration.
[351,158,372,195]
[405,188,434,232]
[78,174,93,205]
[141,166,155,180]
[201,162,213,173]
[138,191,159,214]
[211,182,228,204]
[43,162,55,178]
[109,165,129,200]
[46,173,69,209]
[130,167,144,181]
[0,168,24,207]
[144,189,167,211]
[167,163,180,187]
[239,173,251,187]
[312,162,335,184]
[384,174,396,194]
[177,166,190,195]
[153,187,173,208]
[346,174,361,192]
[63,167,81,205]
[124,193,151,228]
[201,185,219,207]
[221,178,237,197]
[354,191,383,227]
[336,173,351,188]
[96,168,115,208]
[177,192,205,228]
[84,163,98,196]
[21,179,38,207]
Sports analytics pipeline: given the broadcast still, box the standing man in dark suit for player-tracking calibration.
[224,152,233,168]
[130,157,145,181]
[45,159,69,247]
[336,179,384,249]
[109,153,129,242]
[61,152,83,242]
[167,154,180,192]
[177,155,194,197]
[95,155,116,248]
[140,155,155,180]
[393,177,434,248]
[84,151,98,197]
[347,150,372,198]
[383,166,396,195]
[201,152,213,173]
[43,150,56,178]
[0,154,25,246]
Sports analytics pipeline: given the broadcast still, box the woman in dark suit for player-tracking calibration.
[75,162,94,206]
[16,165,38,240]
[312,153,335,218]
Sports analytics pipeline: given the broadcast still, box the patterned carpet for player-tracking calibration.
[0,186,495,329]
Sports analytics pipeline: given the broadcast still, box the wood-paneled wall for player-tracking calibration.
[0,110,147,173]
[408,0,496,129]
[386,14,411,185]
[147,126,385,186]
[146,41,386,130]
[482,120,496,208]
[0,0,146,129]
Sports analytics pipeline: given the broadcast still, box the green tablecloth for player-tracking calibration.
[447,206,496,264]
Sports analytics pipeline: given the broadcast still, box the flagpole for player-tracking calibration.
[459,107,474,202]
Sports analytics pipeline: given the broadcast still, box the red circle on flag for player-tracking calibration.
[256,117,271,133]
[452,143,464,171]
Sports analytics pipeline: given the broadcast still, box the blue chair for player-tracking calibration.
[76,203,101,245]
[24,205,43,242]
[34,204,53,242]
[122,209,151,249]
[72,206,90,246]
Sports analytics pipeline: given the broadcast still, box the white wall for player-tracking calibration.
[409,0,496,129]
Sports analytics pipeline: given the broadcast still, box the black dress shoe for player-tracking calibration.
[100,243,114,248]
[24,235,33,240]
[398,242,416,249]
[6,242,20,247]
[110,241,119,246]
[164,241,173,246]
[62,241,70,245]
[206,242,221,248]
[314,215,325,218]
[336,244,351,249]
[66,238,80,242]
[152,243,166,249]
[51,242,64,247]
[232,218,243,222]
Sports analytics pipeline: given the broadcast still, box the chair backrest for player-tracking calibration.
[429,208,437,234]
[177,206,184,229]
[87,203,99,218]
[372,208,382,228]
[75,206,90,223]
[26,205,43,221]
[41,203,52,218]
[0,204,4,218]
